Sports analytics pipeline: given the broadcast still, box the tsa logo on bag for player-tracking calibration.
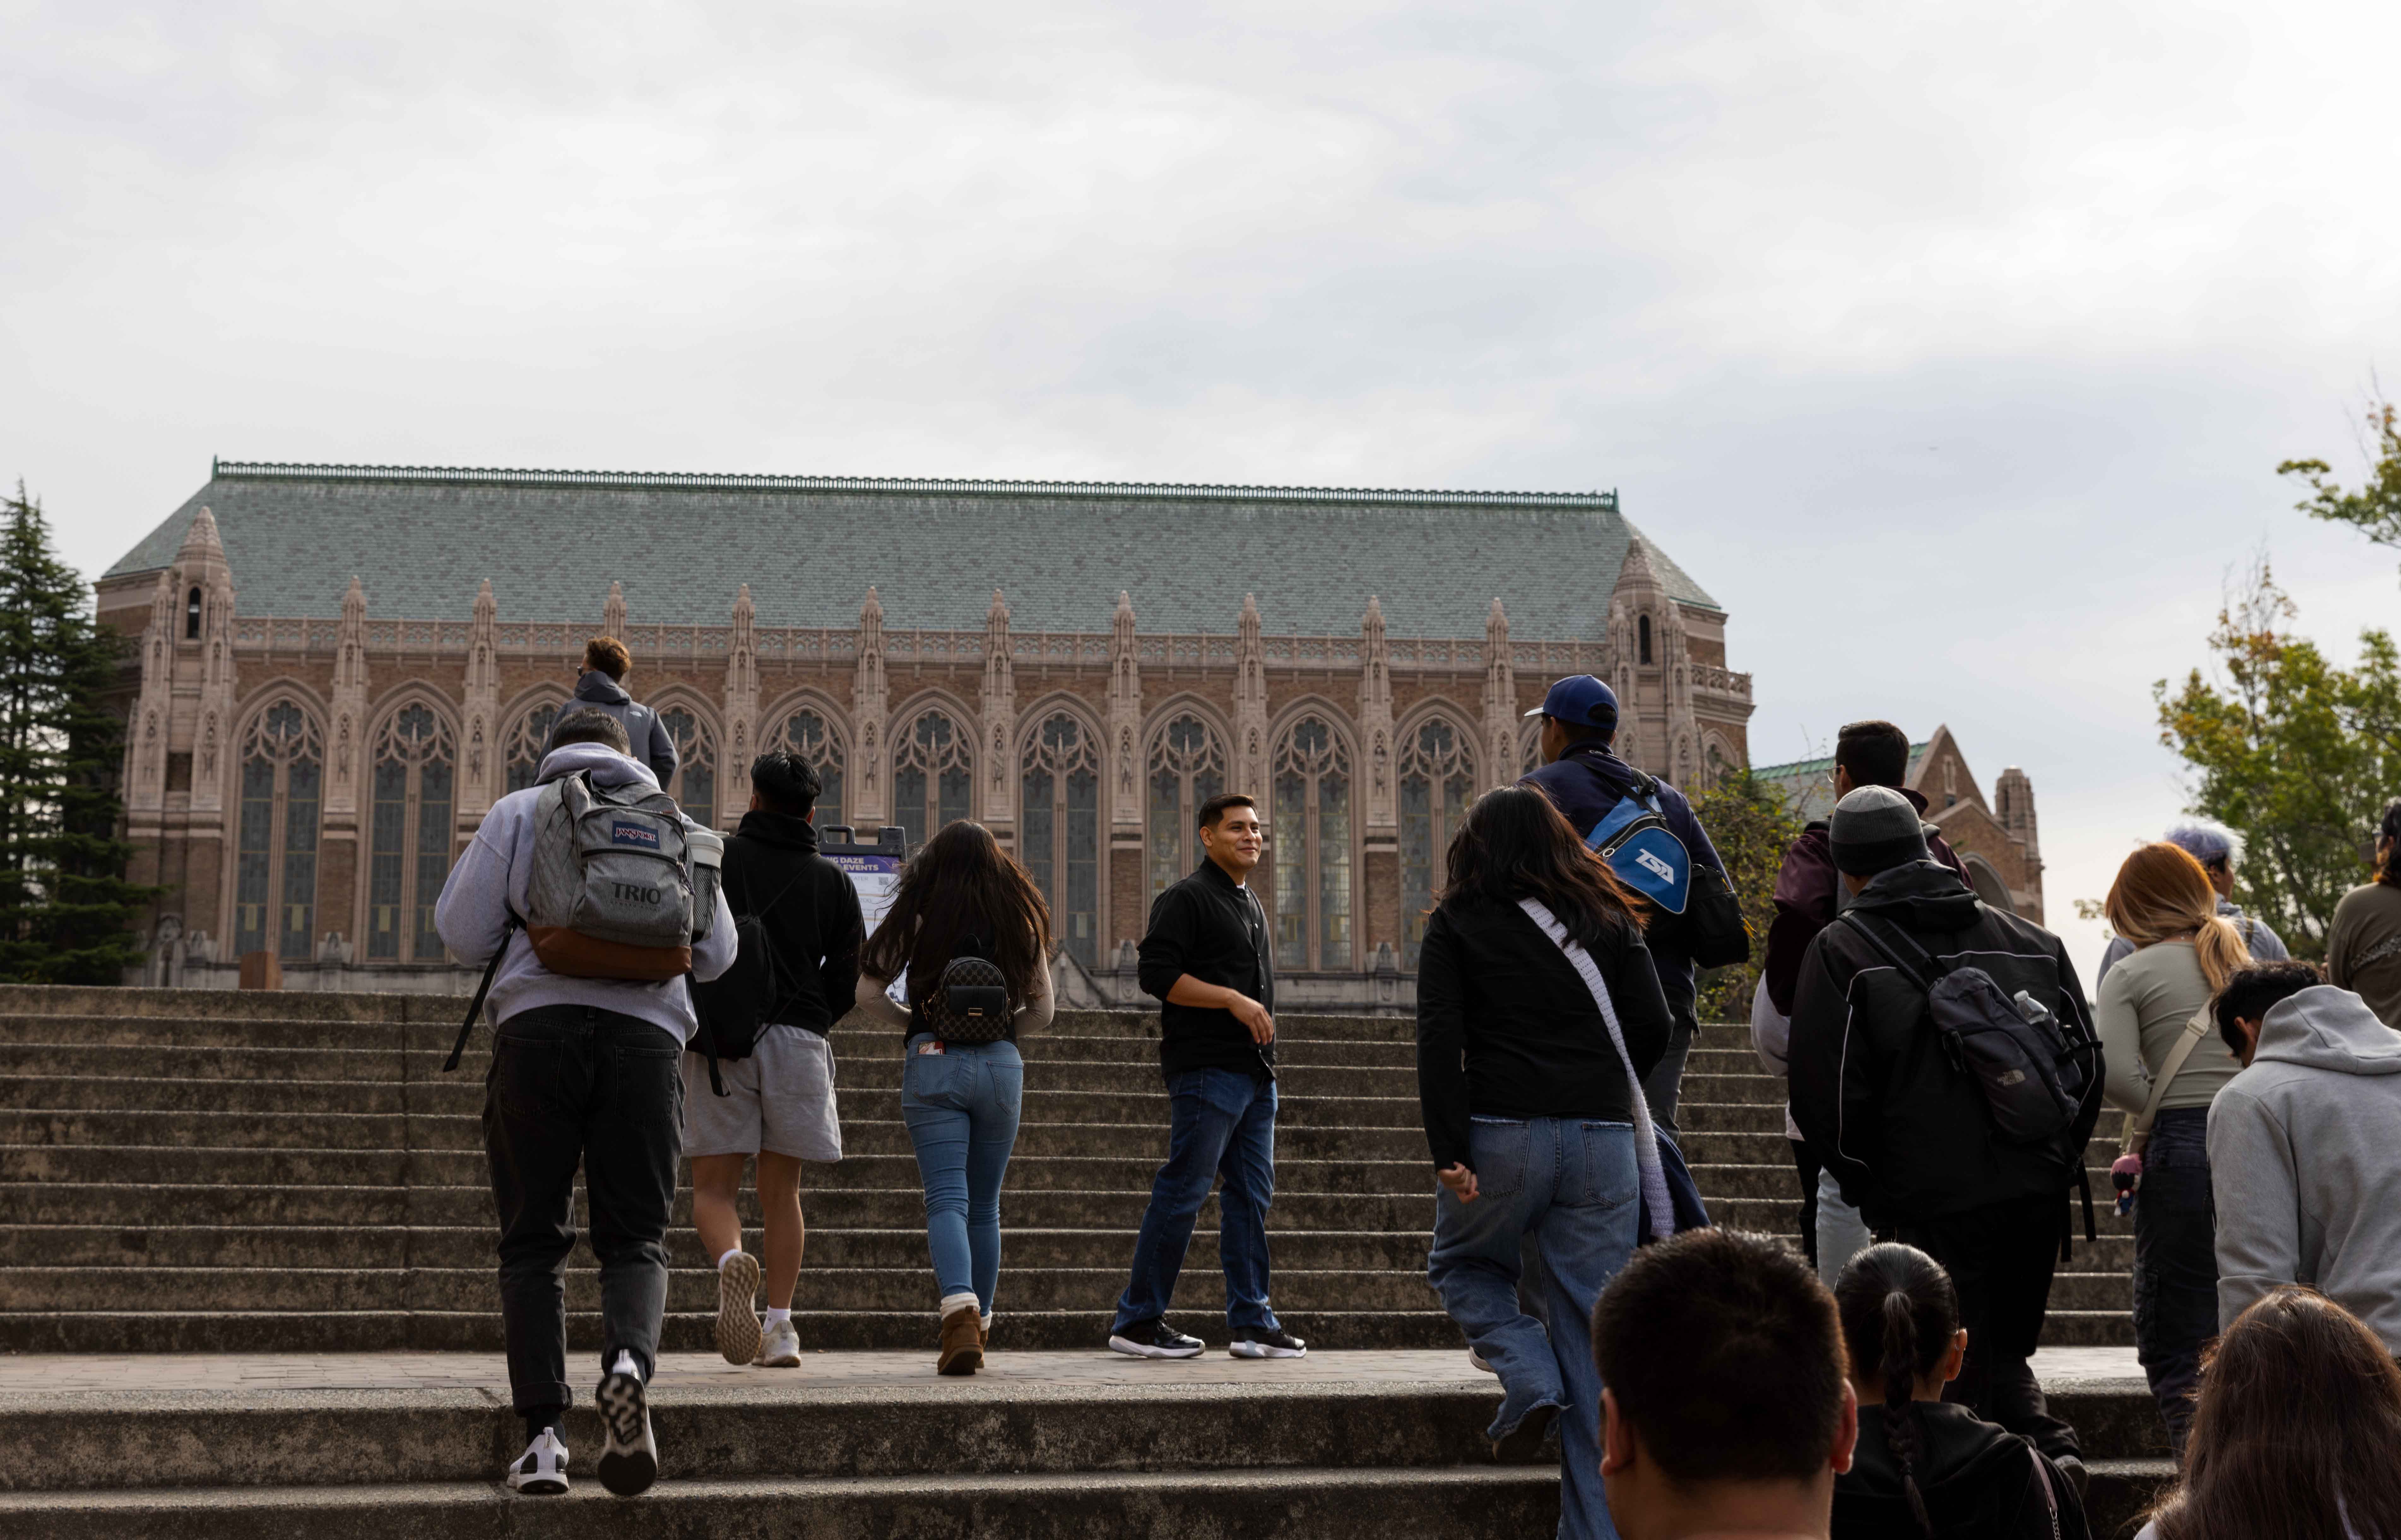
[1585,780,1692,915]
[610,819,661,850]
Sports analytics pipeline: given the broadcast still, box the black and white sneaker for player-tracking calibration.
[506,1429,569,1494]
[1229,1328,1308,1360]
[1108,1319,1205,1359]
[594,1368,658,1496]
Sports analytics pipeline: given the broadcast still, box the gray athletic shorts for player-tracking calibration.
[681,1025,843,1162]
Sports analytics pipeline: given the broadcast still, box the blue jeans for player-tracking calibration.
[1428,1115,1640,1540]
[1113,1067,1281,1334]
[2132,1106,2216,1454]
[900,1034,1024,1315]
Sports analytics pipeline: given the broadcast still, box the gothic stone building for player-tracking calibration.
[99,461,1757,1004]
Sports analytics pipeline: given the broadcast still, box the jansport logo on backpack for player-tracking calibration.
[523,771,723,981]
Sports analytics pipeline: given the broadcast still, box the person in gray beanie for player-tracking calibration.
[1788,786,2105,1493]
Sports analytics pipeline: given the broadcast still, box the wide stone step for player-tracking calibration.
[0,1224,1441,1273]
[0,1306,1471,1353]
[0,1181,1448,1232]
[0,1465,1561,1538]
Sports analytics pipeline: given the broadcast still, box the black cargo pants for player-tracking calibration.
[484,1003,685,1416]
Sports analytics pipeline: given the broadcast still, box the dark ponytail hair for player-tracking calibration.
[1834,1244,1960,1538]
[2379,800,2401,887]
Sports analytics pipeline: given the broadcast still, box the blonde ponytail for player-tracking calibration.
[2194,912,2252,992]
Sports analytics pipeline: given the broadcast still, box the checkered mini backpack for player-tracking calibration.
[918,943,1013,1045]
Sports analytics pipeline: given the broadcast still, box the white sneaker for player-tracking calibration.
[595,1368,658,1496]
[507,1428,569,1494]
[754,1316,801,1368]
[715,1252,763,1365]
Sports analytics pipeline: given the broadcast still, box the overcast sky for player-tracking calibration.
[6,0,2400,980]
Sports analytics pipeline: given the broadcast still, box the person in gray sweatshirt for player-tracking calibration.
[2208,966,2401,1354]
[435,708,735,1499]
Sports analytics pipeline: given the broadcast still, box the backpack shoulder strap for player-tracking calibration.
[1839,911,1948,994]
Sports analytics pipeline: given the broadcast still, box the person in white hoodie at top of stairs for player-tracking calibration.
[2208,967,2401,1353]
[435,710,736,1499]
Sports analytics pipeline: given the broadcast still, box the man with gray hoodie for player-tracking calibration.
[435,708,736,1498]
[2209,964,2401,1354]
[540,637,679,787]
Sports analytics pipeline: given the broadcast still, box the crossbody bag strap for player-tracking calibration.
[1517,897,1671,1240]
[2120,1005,2213,1158]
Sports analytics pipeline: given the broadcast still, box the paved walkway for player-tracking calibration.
[0,1346,2144,1397]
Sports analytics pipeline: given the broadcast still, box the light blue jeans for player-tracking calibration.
[1816,1167,1870,1282]
[900,1034,1024,1314]
[1428,1115,1639,1540]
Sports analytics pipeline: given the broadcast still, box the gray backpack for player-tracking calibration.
[523,771,722,979]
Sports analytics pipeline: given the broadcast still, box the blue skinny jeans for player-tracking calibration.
[900,1034,1024,1315]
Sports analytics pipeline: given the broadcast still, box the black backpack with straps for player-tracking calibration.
[692,864,808,1067]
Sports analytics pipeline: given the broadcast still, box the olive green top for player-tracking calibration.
[2328,881,2401,1029]
[2095,940,2242,1115]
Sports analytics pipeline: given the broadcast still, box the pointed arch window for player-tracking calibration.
[1148,714,1226,900]
[1399,719,1476,968]
[185,588,203,639]
[1271,716,1353,970]
[893,710,972,851]
[1520,721,1543,777]
[775,708,845,832]
[658,706,717,829]
[366,703,455,963]
[1638,614,1653,665]
[1022,713,1099,966]
[504,700,564,795]
[234,700,322,962]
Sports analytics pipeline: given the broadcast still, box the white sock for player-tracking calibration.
[610,1349,641,1380]
[981,1312,994,1332]
[766,1307,791,1326]
[940,1291,981,1318]
[717,1248,743,1271]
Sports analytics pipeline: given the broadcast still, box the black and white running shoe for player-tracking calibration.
[1108,1319,1205,1359]
[595,1368,658,1496]
[506,1429,569,1494]
[1229,1328,1308,1360]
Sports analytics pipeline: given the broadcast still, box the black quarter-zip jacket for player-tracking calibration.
[1136,859,1276,1079]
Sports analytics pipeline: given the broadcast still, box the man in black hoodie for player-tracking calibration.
[684,750,863,1371]
[1789,786,2103,1480]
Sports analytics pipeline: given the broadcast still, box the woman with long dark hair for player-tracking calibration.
[2136,1286,2401,1540]
[1832,1243,2091,1539]
[1416,785,1672,1540]
[2327,799,2401,1027]
[853,820,1054,1375]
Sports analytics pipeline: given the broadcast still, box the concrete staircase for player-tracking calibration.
[0,984,2132,1353]
[0,985,2160,1537]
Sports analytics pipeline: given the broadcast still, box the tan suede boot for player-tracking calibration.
[939,1304,983,1376]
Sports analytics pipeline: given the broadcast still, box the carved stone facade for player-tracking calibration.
[99,463,1757,1001]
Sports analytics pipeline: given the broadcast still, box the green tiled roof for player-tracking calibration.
[1753,742,1930,825]
[104,461,1722,635]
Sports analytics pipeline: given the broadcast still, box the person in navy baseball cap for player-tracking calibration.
[1524,674,1619,737]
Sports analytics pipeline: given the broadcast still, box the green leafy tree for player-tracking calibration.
[2153,557,2401,958]
[2281,394,2401,560]
[1690,768,1801,1021]
[0,484,150,983]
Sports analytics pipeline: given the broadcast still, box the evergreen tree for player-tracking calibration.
[0,483,150,983]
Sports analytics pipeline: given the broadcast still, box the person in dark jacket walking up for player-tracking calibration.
[1418,786,1673,1540]
[1755,720,1974,1280]
[1520,674,1731,1134]
[1789,786,2103,1485]
[1832,1243,2091,1540]
[684,750,864,1371]
[542,637,679,788]
[1110,792,1303,1361]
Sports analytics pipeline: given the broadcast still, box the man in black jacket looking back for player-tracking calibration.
[1109,792,1305,1360]
[1789,786,2102,1484]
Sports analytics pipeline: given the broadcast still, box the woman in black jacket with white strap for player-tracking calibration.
[1417,786,1673,1540]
